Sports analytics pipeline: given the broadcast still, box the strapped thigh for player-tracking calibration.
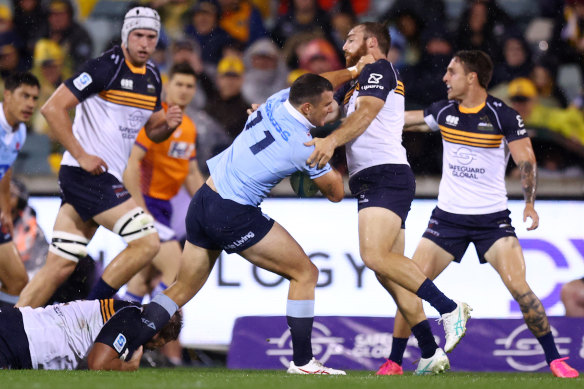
[49,231,90,263]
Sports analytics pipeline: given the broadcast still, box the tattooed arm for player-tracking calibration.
[508,138,539,230]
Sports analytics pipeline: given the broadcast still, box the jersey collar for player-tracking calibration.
[284,99,315,129]
[458,101,486,114]
[0,103,13,133]
[125,58,146,75]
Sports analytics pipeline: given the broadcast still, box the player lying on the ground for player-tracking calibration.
[0,299,182,370]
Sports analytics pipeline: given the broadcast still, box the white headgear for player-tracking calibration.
[121,7,161,47]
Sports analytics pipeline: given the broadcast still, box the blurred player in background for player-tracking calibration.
[390,50,578,378]
[0,298,182,371]
[0,72,39,306]
[123,62,204,304]
[16,7,183,308]
[122,62,204,366]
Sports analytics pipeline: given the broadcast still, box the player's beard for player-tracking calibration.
[344,41,368,67]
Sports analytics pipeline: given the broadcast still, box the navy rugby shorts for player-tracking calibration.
[59,165,131,221]
[422,207,517,264]
[185,184,275,254]
[0,307,32,369]
[349,164,416,228]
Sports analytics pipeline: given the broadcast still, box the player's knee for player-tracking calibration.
[5,273,28,294]
[113,207,157,244]
[128,232,160,262]
[294,260,319,287]
[561,281,579,304]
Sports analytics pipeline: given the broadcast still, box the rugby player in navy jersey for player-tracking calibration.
[0,72,39,306]
[385,50,578,378]
[0,299,181,370]
[307,22,471,375]
[16,7,183,308]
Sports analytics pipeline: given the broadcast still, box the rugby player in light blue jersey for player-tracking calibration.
[136,73,365,375]
[0,72,39,306]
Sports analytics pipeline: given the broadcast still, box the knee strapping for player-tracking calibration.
[50,231,89,263]
[113,207,156,242]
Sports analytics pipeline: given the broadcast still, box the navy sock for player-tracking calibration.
[411,320,438,359]
[286,316,314,366]
[416,278,457,316]
[388,337,408,365]
[87,278,118,300]
[122,291,144,304]
[537,332,561,364]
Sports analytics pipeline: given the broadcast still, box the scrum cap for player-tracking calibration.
[121,7,161,47]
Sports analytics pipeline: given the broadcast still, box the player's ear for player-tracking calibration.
[300,101,312,116]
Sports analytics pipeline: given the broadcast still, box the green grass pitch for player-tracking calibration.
[1,369,582,389]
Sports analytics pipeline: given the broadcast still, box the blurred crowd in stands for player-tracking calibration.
[3,0,584,188]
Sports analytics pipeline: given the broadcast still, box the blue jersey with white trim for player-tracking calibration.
[0,103,26,179]
[423,95,528,214]
[207,88,331,206]
[334,59,408,177]
[61,46,163,182]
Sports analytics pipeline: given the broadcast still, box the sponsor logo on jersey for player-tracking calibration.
[113,333,127,353]
[168,141,194,159]
[73,72,92,91]
[445,115,459,127]
[477,115,494,131]
[141,318,156,330]
[517,128,527,136]
[147,84,156,94]
[121,78,134,90]
[367,73,383,84]
[128,110,145,128]
[451,147,477,165]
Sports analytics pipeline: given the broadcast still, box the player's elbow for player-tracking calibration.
[87,351,106,371]
[324,182,344,202]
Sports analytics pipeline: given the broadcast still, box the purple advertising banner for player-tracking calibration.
[228,316,584,372]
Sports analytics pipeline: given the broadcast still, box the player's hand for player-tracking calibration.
[0,210,13,235]
[523,203,539,231]
[166,105,183,130]
[78,153,108,175]
[247,103,260,115]
[305,136,337,169]
[356,54,375,74]
[126,346,143,371]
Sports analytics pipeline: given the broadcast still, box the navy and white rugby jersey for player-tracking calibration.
[20,299,136,370]
[423,95,529,214]
[334,59,408,177]
[61,46,162,181]
[0,102,26,179]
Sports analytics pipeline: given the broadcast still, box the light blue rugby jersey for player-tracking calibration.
[207,88,332,206]
[0,103,26,179]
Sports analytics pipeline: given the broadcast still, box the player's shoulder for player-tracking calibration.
[146,60,162,85]
[426,99,456,116]
[93,46,125,69]
[486,95,520,117]
[362,59,397,79]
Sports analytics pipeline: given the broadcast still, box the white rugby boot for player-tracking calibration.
[287,358,346,375]
[414,348,450,375]
[439,301,472,352]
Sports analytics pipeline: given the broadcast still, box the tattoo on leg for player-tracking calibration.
[513,290,550,337]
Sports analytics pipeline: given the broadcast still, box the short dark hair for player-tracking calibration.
[360,22,391,55]
[453,50,493,89]
[4,72,40,92]
[168,62,197,80]
[157,310,183,343]
[289,73,333,107]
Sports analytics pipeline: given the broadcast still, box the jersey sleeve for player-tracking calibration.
[94,305,143,361]
[333,82,352,106]
[423,100,448,132]
[150,64,163,112]
[64,48,120,102]
[290,139,332,179]
[356,61,397,101]
[134,128,153,150]
[495,102,529,142]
